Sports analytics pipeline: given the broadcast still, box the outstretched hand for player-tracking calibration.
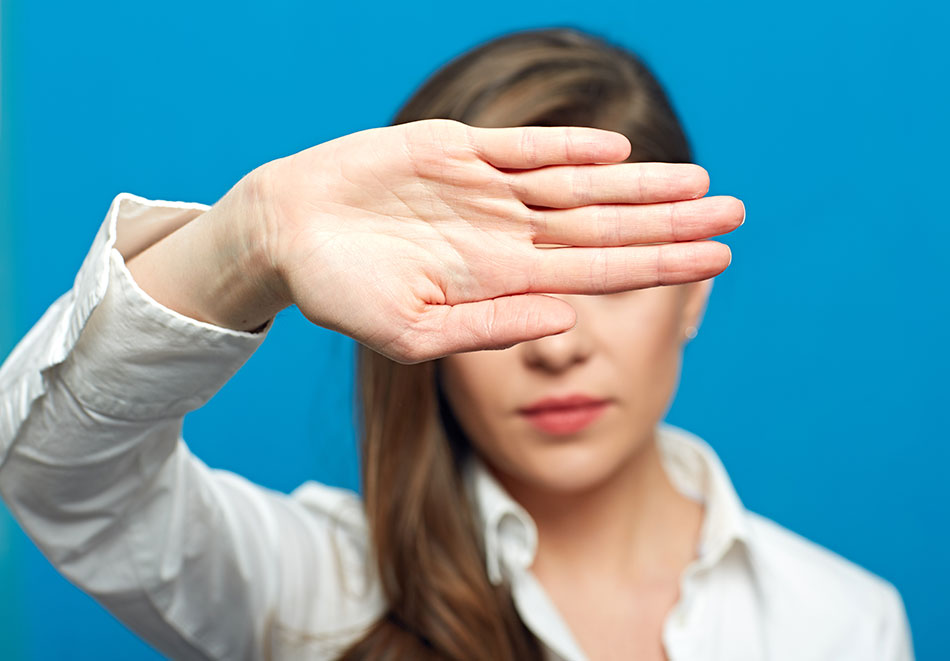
[254,118,744,364]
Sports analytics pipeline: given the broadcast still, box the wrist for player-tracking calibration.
[208,165,293,329]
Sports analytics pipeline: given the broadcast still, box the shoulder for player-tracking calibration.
[746,511,893,603]
[290,480,368,533]
[287,480,373,570]
[744,511,913,659]
[279,481,382,633]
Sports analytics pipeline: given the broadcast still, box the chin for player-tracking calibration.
[504,440,632,495]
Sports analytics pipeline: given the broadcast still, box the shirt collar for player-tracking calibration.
[655,422,752,567]
[461,421,751,586]
[462,452,539,585]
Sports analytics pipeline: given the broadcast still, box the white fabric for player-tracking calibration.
[0,193,914,660]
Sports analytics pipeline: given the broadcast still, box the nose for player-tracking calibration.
[520,295,593,373]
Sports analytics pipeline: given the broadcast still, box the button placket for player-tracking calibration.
[663,561,703,661]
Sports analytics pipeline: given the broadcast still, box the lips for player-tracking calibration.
[518,393,609,414]
[518,394,611,435]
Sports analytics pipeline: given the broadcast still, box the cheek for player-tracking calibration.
[612,299,684,420]
[438,353,513,450]
[438,351,548,482]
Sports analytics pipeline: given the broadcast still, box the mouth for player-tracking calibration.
[518,400,611,435]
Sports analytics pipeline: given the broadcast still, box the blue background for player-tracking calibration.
[1,0,947,658]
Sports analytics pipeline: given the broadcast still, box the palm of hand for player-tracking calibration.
[262,119,741,364]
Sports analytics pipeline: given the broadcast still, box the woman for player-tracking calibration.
[0,27,911,661]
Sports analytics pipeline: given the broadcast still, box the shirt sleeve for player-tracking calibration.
[0,193,383,660]
[878,581,915,661]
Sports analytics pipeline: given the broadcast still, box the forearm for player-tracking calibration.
[0,192,282,657]
[0,258,270,660]
[126,168,290,333]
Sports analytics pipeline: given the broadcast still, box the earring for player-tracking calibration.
[684,325,698,341]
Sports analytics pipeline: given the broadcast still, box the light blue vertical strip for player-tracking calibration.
[0,0,25,658]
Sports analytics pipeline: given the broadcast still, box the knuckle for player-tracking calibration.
[667,202,680,242]
[520,129,537,164]
[524,249,541,292]
[563,127,576,162]
[632,164,646,200]
[569,167,587,206]
[601,205,624,245]
[599,249,612,294]
[483,300,498,342]
[654,246,667,286]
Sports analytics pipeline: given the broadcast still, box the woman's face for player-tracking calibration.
[438,279,712,494]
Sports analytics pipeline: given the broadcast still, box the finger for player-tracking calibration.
[530,196,745,246]
[470,125,632,169]
[415,294,577,359]
[508,162,710,208]
[528,240,732,294]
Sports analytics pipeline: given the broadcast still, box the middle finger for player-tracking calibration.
[505,161,710,208]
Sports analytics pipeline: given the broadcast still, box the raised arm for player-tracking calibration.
[0,118,744,658]
[0,195,384,659]
[126,118,744,364]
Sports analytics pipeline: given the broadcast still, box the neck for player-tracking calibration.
[497,428,704,582]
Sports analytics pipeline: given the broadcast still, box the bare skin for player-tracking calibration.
[127,118,743,364]
[524,437,704,661]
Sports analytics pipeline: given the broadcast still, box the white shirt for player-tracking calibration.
[0,193,914,661]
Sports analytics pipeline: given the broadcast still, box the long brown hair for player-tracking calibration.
[340,27,692,660]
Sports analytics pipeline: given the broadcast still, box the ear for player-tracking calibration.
[680,278,714,339]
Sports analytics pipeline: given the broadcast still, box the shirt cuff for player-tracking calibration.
[54,194,271,420]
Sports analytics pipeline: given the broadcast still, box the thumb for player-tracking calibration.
[427,294,577,358]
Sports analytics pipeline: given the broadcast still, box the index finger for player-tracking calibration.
[469,125,632,169]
